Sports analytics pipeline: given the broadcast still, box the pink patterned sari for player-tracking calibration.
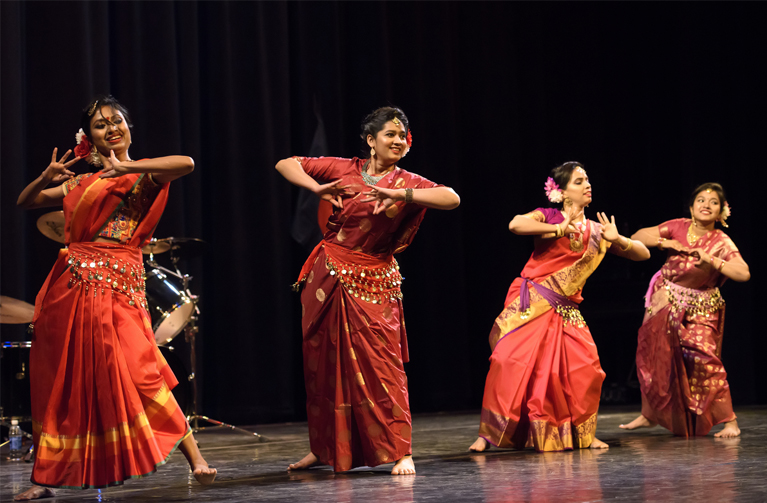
[637,218,741,436]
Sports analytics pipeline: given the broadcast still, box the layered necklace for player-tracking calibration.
[361,160,395,186]
[687,221,709,246]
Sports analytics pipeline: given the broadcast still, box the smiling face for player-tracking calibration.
[88,106,131,156]
[690,189,721,225]
[367,120,409,164]
[562,167,592,208]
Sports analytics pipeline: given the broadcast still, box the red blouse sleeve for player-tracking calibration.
[658,218,686,240]
[720,235,743,262]
[294,156,357,184]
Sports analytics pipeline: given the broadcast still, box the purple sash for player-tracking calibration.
[519,277,579,312]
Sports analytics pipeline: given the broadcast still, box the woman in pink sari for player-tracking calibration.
[15,96,215,500]
[276,107,460,475]
[469,162,650,453]
[620,183,750,438]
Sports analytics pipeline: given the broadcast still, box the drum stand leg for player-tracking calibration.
[183,317,261,439]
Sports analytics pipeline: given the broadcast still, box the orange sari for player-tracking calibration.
[29,173,190,489]
[294,156,439,471]
[479,208,609,451]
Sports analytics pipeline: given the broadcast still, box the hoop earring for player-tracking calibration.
[370,147,376,157]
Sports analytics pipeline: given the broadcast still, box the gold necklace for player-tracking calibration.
[687,223,707,246]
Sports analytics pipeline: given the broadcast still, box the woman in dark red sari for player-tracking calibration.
[620,183,750,438]
[276,107,460,475]
[469,162,650,453]
[15,96,215,501]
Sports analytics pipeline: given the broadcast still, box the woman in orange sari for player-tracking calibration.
[469,162,650,453]
[15,96,215,500]
[276,107,460,475]
[620,183,750,438]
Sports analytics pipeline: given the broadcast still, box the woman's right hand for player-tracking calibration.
[42,148,80,184]
[560,205,583,234]
[313,179,351,209]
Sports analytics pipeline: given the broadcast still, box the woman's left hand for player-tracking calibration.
[99,151,132,178]
[597,212,620,242]
[689,248,713,269]
[361,185,401,215]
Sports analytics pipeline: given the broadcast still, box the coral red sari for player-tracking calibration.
[294,156,439,471]
[636,218,741,436]
[479,208,609,451]
[30,173,191,489]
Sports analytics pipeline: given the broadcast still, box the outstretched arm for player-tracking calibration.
[361,185,460,214]
[99,152,194,184]
[17,148,81,209]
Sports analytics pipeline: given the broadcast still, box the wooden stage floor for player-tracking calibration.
[2,406,766,502]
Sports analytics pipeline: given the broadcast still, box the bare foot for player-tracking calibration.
[288,452,320,471]
[391,455,416,475]
[714,419,741,438]
[14,486,54,501]
[619,415,657,430]
[589,437,609,449]
[469,437,489,452]
[193,463,217,485]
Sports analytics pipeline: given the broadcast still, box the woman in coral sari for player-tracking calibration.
[276,107,460,475]
[15,96,215,501]
[620,183,750,438]
[469,162,650,453]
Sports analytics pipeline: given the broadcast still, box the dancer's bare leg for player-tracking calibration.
[619,414,657,430]
[13,486,54,501]
[714,419,741,438]
[391,454,416,475]
[288,452,320,471]
[589,437,609,449]
[469,437,489,452]
[178,434,217,485]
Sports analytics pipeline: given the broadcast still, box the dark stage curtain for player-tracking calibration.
[2,1,764,425]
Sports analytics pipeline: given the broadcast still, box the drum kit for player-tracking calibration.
[1,211,258,455]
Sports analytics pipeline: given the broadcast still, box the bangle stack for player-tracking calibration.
[620,238,633,252]
[404,188,414,204]
[657,237,666,249]
[555,224,564,238]
[717,258,726,272]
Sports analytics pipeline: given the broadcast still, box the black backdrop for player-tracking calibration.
[2,1,764,425]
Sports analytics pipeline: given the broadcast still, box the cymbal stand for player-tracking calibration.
[182,311,260,439]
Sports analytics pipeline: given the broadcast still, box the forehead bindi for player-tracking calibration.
[92,107,121,125]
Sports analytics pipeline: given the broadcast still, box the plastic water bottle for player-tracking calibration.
[9,419,23,460]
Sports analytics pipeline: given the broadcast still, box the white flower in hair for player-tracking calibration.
[75,128,86,144]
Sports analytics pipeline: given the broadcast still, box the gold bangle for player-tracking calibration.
[620,238,633,252]
[717,258,726,272]
[555,224,563,238]
[404,188,414,204]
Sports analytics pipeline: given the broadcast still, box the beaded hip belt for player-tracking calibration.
[65,249,147,309]
[325,254,403,305]
[661,277,724,317]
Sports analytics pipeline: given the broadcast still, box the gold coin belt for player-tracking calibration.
[66,251,147,308]
[326,256,403,304]
[663,278,723,317]
[555,305,586,327]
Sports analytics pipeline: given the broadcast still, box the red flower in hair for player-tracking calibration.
[74,138,91,159]
[406,129,413,147]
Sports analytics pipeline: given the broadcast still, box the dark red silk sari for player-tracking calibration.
[479,208,609,451]
[30,173,191,489]
[294,156,439,471]
[637,218,741,436]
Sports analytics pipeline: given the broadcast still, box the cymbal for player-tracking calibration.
[142,239,171,255]
[36,211,65,244]
[0,296,34,324]
[158,237,208,260]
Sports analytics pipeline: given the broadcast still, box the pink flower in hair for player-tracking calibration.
[544,177,563,203]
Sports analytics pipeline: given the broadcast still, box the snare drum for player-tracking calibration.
[1,341,32,419]
[144,269,194,345]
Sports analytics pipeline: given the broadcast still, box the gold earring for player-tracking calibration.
[370,147,376,157]
[692,215,697,226]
